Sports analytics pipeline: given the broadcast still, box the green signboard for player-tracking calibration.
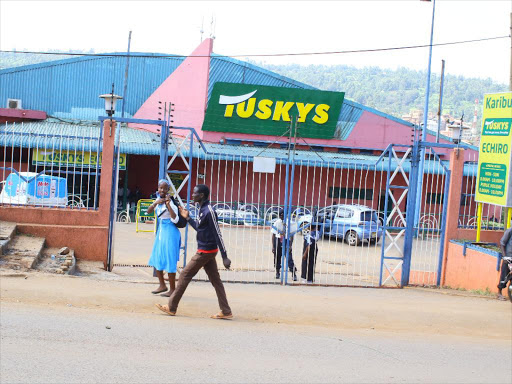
[202,82,345,139]
[138,200,155,218]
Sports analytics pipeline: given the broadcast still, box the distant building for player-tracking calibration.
[440,119,475,145]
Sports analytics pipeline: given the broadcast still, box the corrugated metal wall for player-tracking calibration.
[0,53,184,120]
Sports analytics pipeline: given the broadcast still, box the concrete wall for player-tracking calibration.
[0,120,116,267]
[444,241,501,292]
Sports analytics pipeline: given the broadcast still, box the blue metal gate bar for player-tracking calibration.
[401,142,420,285]
[378,146,393,286]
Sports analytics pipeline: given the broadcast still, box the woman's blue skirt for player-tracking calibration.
[148,218,181,273]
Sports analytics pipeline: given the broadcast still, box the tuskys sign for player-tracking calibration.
[202,82,345,139]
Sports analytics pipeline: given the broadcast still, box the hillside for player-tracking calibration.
[258,63,508,126]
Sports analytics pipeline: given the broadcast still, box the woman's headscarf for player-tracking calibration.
[158,179,170,187]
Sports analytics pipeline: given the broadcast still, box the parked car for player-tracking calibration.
[298,204,383,246]
[215,208,264,226]
[0,172,68,207]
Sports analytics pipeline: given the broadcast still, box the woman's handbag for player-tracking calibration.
[170,196,188,228]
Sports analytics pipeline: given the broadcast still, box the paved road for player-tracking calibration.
[1,302,511,384]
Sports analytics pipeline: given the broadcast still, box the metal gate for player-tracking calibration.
[378,143,450,287]
[153,123,453,288]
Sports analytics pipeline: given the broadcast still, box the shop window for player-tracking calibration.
[329,187,373,201]
[426,192,444,204]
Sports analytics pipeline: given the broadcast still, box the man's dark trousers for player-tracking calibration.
[273,237,295,273]
[168,251,231,315]
[498,259,510,289]
[301,240,318,282]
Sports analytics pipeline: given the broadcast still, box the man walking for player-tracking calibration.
[156,184,233,319]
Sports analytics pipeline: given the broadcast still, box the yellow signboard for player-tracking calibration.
[32,149,126,170]
[136,199,156,233]
[475,92,512,207]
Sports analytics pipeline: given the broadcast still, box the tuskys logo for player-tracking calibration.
[482,118,511,136]
[203,82,345,139]
[219,90,332,124]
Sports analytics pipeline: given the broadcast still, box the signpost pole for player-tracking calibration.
[476,203,483,242]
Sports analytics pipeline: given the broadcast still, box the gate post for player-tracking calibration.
[401,141,421,286]
[105,119,118,271]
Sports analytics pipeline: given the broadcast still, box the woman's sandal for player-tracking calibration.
[151,287,168,295]
[155,303,176,316]
[210,312,233,320]
[160,290,174,297]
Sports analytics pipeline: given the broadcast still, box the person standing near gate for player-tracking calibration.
[302,222,321,284]
[147,179,181,296]
[156,184,233,319]
[271,209,298,281]
[497,219,512,301]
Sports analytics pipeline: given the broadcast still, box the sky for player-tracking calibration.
[1,0,511,84]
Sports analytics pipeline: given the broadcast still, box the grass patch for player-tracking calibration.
[455,238,501,253]
[442,285,495,296]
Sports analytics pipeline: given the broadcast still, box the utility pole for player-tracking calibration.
[509,12,512,91]
[415,0,437,233]
[436,59,445,143]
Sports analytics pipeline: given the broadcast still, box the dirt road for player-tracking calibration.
[1,270,511,383]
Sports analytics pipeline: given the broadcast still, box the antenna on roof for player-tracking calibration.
[200,17,204,43]
[210,15,216,40]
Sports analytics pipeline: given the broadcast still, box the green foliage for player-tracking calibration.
[0,49,95,70]
[257,62,508,124]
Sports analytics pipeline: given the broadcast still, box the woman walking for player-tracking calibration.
[147,179,181,296]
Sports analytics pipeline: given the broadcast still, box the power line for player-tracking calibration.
[0,35,508,59]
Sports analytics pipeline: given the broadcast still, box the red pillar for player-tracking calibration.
[98,120,116,223]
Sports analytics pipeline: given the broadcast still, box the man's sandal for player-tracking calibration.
[210,312,233,320]
[155,303,176,316]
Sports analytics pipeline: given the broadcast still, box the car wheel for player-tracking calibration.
[345,231,360,246]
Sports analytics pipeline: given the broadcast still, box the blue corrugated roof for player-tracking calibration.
[1,121,160,155]
[1,51,472,150]
[1,52,417,141]
[1,121,475,176]
[0,53,184,121]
